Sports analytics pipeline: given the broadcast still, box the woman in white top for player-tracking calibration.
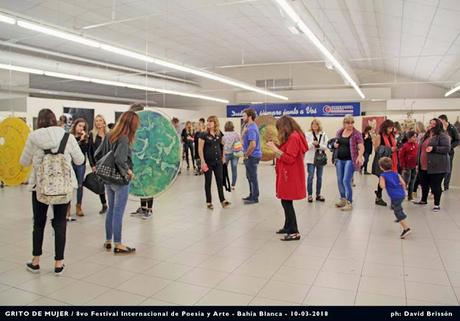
[20,109,84,276]
[222,121,241,190]
[305,119,329,202]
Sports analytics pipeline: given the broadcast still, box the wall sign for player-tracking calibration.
[227,102,360,118]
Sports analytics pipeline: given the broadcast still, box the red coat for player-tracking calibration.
[275,131,308,200]
[399,141,418,169]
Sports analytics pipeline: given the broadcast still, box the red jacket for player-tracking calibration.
[399,141,418,169]
[275,131,308,200]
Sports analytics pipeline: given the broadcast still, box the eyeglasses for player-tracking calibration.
[344,122,354,125]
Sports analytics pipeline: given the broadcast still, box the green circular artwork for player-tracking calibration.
[130,110,182,198]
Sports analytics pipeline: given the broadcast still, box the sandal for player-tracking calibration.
[276,229,287,234]
[221,200,231,208]
[281,234,301,241]
[103,242,112,250]
[207,203,214,210]
[308,196,313,203]
[114,246,136,254]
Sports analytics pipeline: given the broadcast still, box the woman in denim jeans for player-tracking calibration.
[103,111,139,254]
[305,119,328,202]
[222,121,241,190]
[70,118,89,218]
[334,115,364,211]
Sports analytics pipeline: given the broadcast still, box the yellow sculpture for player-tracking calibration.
[0,117,31,186]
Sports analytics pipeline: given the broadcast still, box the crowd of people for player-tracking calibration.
[19,105,459,275]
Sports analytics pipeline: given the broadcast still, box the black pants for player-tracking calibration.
[32,192,68,261]
[281,200,299,234]
[141,197,154,209]
[443,153,454,189]
[376,183,383,199]
[363,152,371,172]
[204,162,225,203]
[419,170,445,206]
[184,143,195,168]
[99,193,107,205]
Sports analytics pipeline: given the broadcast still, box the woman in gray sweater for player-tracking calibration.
[414,118,451,211]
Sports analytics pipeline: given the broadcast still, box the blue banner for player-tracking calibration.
[227,102,360,118]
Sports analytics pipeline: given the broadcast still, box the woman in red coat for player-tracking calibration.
[267,116,308,241]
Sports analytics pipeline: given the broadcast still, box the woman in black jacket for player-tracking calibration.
[362,126,373,174]
[181,121,195,170]
[88,114,108,214]
[414,118,451,211]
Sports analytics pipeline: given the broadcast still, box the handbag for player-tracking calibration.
[96,150,128,185]
[313,133,328,166]
[83,172,105,195]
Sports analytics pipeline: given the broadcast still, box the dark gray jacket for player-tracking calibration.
[417,133,451,174]
[446,123,459,154]
[96,134,133,180]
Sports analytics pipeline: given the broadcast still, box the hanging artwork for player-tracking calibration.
[130,110,182,198]
[63,107,95,129]
[362,115,386,135]
[0,117,31,186]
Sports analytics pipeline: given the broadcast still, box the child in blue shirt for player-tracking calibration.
[379,157,412,239]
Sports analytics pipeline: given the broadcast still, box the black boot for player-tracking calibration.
[375,191,387,206]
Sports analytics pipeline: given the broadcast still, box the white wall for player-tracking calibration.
[26,97,211,128]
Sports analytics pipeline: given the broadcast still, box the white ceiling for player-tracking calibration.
[0,0,459,91]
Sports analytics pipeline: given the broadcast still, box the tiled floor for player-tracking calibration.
[0,163,460,306]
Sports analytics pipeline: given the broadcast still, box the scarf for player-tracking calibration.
[383,134,398,172]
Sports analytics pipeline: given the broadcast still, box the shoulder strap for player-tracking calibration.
[57,133,70,154]
[319,134,323,143]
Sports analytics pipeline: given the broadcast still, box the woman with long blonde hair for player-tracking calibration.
[88,114,108,214]
[198,116,231,209]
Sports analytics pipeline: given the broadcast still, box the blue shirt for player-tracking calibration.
[243,123,262,158]
[381,171,405,201]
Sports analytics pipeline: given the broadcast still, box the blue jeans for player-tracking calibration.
[391,198,407,222]
[336,159,354,202]
[225,153,238,187]
[307,164,324,197]
[105,183,130,243]
[244,156,260,200]
[402,168,417,195]
[72,163,85,204]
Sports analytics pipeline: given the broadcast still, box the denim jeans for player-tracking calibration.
[307,164,324,197]
[244,156,260,201]
[105,183,130,243]
[391,198,407,222]
[72,163,85,204]
[402,168,417,195]
[183,142,195,168]
[335,159,354,202]
[363,152,371,172]
[225,153,238,187]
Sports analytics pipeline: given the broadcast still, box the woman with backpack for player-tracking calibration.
[305,119,328,203]
[88,114,108,214]
[222,121,241,190]
[20,109,85,275]
[70,118,89,217]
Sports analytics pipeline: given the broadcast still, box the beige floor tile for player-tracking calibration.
[362,262,404,279]
[178,268,229,288]
[304,286,355,306]
[141,298,177,306]
[0,268,41,286]
[116,274,171,297]
[405,281,458,305]
[16,274,76,295]
[143,262,193,280]
[0,288,42,305]
[358,276,406,298]
[197,256,247,273]
[250,297,297,306]
[355,292,406,306]
[216,275,268,296]
[83,267,136,288]
[272,266,318,285]
[88,289,146,306]
[153,282,210,306]
[258,280,310,304]
[47,280,110,305]
[28,297,67,306]
[404,267,451,286]
[196,289,253,306]
[314,271,360,292]
[322,258,363,275]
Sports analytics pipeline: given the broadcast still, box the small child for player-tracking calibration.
[398,131,419,200]
[379,157,412,239]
